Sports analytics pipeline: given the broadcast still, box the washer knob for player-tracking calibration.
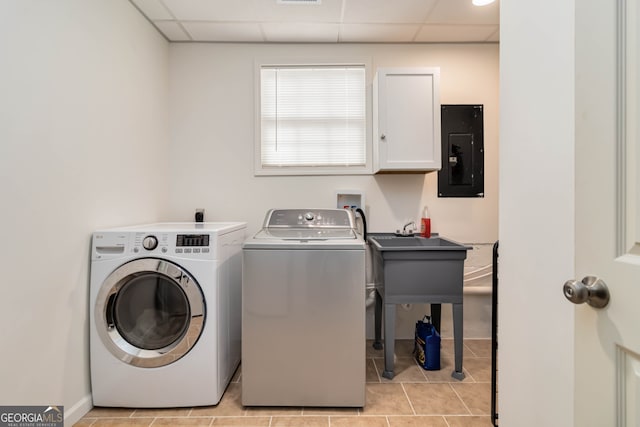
[142,235,158,250]
[304,212,315,221]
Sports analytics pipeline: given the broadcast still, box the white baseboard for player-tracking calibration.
[64,393,93,426]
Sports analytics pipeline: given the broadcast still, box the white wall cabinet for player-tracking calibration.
[373,68,441,173]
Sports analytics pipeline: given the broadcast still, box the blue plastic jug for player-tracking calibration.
[414,315,441,370]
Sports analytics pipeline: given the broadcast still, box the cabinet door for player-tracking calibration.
[373,68,441,172]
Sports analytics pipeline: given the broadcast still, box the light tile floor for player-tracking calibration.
[75,339,493,427]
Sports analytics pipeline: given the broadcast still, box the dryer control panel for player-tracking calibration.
[132,232,213,256]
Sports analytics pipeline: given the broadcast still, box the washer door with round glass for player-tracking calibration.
[95,258,205,368]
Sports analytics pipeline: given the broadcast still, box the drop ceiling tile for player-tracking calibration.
[262,23,339,42]
[425,0,499,25]
[129,0,502,43]
[339,23,420,43]
[154,21,191,41]
[342,0,438,24]
[182,22,265,42]
[162,0,343,23]
[415,24,498,42]
[161,0,233,20]
[131,0,173,20]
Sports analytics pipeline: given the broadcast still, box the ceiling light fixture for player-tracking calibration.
[472,0,495,6]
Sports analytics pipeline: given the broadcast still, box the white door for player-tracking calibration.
[573,0,640,425]
[499,0,640,425]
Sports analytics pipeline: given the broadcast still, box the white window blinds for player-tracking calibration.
[260,65,366,168]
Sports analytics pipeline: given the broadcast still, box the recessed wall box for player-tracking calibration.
[336,191,365,211]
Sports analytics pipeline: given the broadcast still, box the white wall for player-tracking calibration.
[0,1,169,423]
[499,0,575,425]
[167,43,499,245]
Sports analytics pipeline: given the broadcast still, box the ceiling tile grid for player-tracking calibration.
[130,0,500,43]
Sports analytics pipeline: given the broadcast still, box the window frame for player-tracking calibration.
[254,59,372,176]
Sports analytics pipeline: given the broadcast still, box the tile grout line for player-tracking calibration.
[371,357,383,383]
[448,383,474,416]
[413,355,431,382]
[464,342,478,358]
[400,382,417,416]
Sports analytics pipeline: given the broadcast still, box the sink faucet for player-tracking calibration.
[402,221,416,235]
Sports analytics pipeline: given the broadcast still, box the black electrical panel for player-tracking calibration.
[438,105,484,198]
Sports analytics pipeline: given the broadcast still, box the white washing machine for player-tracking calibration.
[90,222,246,408]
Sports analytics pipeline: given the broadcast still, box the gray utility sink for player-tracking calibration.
[368,233,471,380]
[370,235,465,249]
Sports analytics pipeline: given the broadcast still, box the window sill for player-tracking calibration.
[255,165,372,176]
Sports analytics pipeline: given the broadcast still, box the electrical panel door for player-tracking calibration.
[438,105,484,197]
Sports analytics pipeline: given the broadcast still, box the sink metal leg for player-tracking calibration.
[373,290,383,350]
[452,302,465,380]
[382,303,396,379]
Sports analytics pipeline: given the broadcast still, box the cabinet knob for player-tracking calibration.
[380,134,386,140]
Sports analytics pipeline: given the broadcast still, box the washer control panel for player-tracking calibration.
[265,209,354,228]
[131,232,213,257]
[93,223,246,261]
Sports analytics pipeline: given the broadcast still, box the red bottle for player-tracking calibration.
[420,206,431,238]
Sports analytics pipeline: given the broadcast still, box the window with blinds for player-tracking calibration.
[257,64,367,174]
